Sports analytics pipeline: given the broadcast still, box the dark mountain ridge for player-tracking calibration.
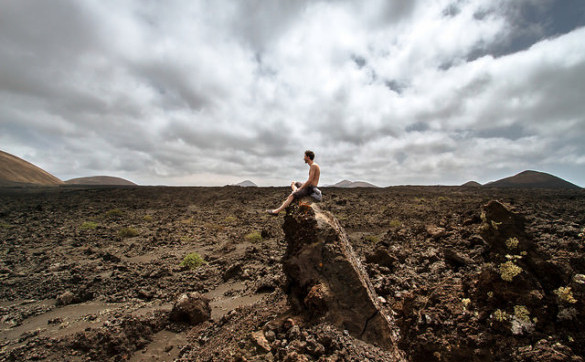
[485,170,580,189]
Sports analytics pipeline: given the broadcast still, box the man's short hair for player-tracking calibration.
[305,150,315,160]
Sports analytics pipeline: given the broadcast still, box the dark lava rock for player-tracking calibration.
[365,247,398,269]
[281,199,403,356]
[169,292,211,325]
[56,291,75,306]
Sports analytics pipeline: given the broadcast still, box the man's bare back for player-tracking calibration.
[308,162,320,187]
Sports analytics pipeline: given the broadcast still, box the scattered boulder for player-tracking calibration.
[365,247,398,269]
[426,225,446,239]
[56,291,75,306]
[443,248,474,269]
[281,199,403,356]
[169,292,211,325]
[222,263,243,281]
[251,330,271,352]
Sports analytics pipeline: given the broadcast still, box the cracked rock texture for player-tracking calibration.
[282,199,403,357]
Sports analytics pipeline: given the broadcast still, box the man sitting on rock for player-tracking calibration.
[267,150,321,215]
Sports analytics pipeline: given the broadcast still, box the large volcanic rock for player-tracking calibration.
[281,200,403,356]
[473,201,574,336]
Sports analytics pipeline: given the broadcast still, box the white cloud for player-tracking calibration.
[1,0,584,187]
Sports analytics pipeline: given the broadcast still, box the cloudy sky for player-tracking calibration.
[1,0,584,187]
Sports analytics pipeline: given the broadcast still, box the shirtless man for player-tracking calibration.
[267,150,321,215]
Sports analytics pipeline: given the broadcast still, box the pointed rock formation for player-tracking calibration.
[473,201,570,334]
[480,200,564,290]
[281,199,403,356]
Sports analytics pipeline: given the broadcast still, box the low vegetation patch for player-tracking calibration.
[105,208,124,218]
[224,216,237,223]
[492,309,508,322]
[0,222,12,229]
[364,235,380,244]
[143,215,153,222]
[180,252,207,269]
[245,231,263,243]
[118,227,139,238]
[205,223,224,232]
[499,261,522,282]
[514,305,531,322]
[388,219,401,229]
[80,221,98,230]
[506,237,519,249]
[555,286,577,304]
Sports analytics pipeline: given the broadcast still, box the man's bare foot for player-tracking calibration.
[266,209,279,216]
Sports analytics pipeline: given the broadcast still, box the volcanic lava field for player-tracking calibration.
[1,185,584,361]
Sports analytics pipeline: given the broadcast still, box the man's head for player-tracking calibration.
[304,150,315,162]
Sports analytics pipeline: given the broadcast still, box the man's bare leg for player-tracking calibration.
[270,194,294,214]
[267,182,297,215]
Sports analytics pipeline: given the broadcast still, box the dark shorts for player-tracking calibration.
[292,184,314,199]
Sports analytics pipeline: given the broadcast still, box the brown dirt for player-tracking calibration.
[0,185,584,361]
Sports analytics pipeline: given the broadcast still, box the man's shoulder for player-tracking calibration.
[311,162,320,169]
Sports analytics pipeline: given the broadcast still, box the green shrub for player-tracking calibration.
[224,216,237,223]
[180,235,196,243]
[506,237,519,249]
[499,261,522,282]
[80,221,98,230]
[490,220,502,230]
[105,208,124,218]
[492,309,508,322]
[461,298,471,311]
[388,219,401,229]
[180,252,207,269]
[245,231,263,243]
[118,227,139,238]
[364,235,380,244]
[514,305,531,322]
[555,286,577,304]
[143,215,153,222]
[0,222,12,229]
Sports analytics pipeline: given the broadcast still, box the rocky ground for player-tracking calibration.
[0,185,584,361]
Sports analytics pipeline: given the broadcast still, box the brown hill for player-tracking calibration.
[233,180,257,187]
[65,176,136,186]
[330,180,378,188]
[461,181,482,187]
[0,150,63,186]
[485,170,580,189]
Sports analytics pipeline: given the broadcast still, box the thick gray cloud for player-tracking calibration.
[1,0,584,187]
